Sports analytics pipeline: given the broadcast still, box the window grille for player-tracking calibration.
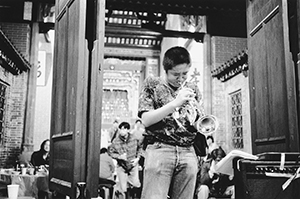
[231,90,243,148]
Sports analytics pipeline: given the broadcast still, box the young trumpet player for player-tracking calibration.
[138,46,205,199]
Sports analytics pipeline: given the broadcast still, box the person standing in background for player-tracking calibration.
[131,119,145,146]
[108,121,141,199]
[138,46,205,199]
[130,118,146,198]
[109,119,119,143]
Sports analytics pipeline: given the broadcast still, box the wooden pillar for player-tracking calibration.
[86,0,106,197]
[203,33,212,114]
[298,0,300,50]
[296,0,300,148]
[23,2,39,151]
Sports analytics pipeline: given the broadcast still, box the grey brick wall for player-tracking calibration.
[210,36,251,153]
[0,23,29,167]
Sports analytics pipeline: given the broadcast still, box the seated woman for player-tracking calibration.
[31,139,50,167]
[196,147,234,199]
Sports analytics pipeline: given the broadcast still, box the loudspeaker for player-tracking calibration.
[233,158,300,199]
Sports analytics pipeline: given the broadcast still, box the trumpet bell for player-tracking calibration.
[198,115,218,134]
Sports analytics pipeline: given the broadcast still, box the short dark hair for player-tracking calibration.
[207,135,214,142]
[135,119,142,124]
[211,147,226,160]
[100,148,108,154]
[163,46,191,72]
[118,122,130,129]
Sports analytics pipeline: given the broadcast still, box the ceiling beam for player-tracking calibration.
[106,0,246,16]
[0,0,54,3]
[106,25,205,41]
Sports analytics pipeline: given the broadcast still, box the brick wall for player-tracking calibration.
[0,23,30,59]
[210,36,250,153]
[0,23,30,167]
[211,36,247,69]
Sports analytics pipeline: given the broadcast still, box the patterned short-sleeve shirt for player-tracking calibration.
[138,76,205,146]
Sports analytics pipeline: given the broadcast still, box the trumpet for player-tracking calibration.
[197,115,219,134]
[173,79,207,127]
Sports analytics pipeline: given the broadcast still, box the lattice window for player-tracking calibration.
[102,89,130,124]
[231,90,243,149]
[0,82,6,144]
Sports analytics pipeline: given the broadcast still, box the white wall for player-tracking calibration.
[33,30,54,150]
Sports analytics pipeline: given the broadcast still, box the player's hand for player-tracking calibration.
[172,88,195,107]
[130,158,139,166]
[119,153,127,160]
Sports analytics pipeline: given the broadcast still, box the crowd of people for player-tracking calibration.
[99,46,234,199]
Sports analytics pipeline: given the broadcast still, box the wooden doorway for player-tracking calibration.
[50,0,105,197]
[247,0,299,154]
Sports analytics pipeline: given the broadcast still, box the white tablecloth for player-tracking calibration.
[0,171,49,199]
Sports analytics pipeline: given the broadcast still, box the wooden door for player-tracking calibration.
[50,0,105,197]
[247,0,299,154]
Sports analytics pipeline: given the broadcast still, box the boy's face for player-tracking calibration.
[166,63,191,88]
[136,121,143,128]
[207,138,213,145]
[215,155,223,163]
[213,150,225,163]
[119,127,129,136]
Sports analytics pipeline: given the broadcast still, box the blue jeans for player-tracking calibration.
[116,164,141,193]
[141,142,198,199]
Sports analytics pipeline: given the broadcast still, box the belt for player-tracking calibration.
[145,135,192,147]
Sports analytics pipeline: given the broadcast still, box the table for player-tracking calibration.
[0,197,34,199]
[0,170,49,199]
